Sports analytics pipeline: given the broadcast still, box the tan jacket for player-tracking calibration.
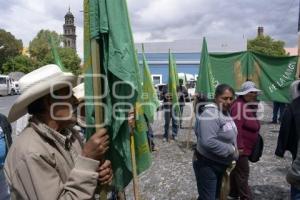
[4,118,100,200]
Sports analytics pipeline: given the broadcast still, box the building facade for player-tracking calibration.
[63,8,76,50]
[138,52,200,85]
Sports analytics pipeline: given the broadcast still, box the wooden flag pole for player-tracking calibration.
[91,39,107,200]
[129,109,141,200]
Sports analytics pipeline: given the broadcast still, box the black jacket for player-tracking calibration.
[0,113,12,154]
[275,96,300,160]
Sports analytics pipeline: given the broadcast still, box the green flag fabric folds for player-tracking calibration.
[132,49,152,175]
[84,0,151,190]
[168,50,180,116]
[142,47,160,123]
[196,37,218,99]
[196,38,298,103]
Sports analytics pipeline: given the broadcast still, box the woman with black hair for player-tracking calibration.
[193,84,238,200]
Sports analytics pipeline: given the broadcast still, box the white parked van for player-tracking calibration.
[0,75,17,96]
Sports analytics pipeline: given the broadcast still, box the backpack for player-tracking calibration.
[249,134,264,163]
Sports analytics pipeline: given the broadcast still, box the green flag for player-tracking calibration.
[196,37,218,99]
[48,35,67,72]
[132,48,152,175]
[196,38,298,103]
[168,49,180,116]
[172,53,179,86]
[247,52,297,103]
[84,0,151,190]
[142,45,160,122]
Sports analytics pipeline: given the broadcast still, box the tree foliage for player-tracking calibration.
[29,30,62,62]
[0,29,23,72]
[2,55,37,74]
[29,29,81,75]
[247,35,287,56]
[43,47,82,75]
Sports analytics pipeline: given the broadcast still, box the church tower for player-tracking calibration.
[63,8,76,50]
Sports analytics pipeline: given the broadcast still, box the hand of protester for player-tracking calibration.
[128,110,135,129]
[82,128,109,160]
[98,160,113,185]
[231,145,239,160]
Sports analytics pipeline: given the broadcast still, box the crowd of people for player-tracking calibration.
[0,63,300,200]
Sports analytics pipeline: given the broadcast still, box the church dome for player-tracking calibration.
[65,8,74,18]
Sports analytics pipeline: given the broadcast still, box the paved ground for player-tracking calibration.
[126,102,292,200]
[0,95,17,116]
[0,95,18,131]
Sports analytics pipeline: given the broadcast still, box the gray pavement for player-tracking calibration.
[0,95,17,116]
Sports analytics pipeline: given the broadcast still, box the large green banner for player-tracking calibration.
[197,46,298,103]
[248,52,297,103]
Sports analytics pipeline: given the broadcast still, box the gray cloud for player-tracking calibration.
[128,0,299,48]
[0,0,298,59]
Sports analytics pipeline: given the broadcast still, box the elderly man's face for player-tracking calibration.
[50,87,78,127]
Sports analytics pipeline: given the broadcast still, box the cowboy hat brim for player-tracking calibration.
[8,67,76,122]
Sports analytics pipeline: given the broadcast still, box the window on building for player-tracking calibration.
[151,74,162,85]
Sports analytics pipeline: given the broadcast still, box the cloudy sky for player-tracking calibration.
[0,0,298,58]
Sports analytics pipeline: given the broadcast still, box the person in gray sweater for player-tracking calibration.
[193,84,238,200]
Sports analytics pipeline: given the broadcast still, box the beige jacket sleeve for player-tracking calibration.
[8,153,99,200]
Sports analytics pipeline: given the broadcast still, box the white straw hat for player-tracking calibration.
[235,81,261,96]
[8,64,76,122]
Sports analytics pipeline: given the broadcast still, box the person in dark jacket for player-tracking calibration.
[162,85,178,141]
[0,113,12,200]
[229,81,261,200]
[276,81,300,200]
[178,79,188,128]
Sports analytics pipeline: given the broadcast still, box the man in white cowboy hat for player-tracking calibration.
[4,64,112,200]
[229,81,261,200]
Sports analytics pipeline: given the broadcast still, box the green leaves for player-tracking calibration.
[247,35,287,57]
[0,29,23,73]
[29,29,81,75]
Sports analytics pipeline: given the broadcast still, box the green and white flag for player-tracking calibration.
[196,37,218,99]
[196,37,297,103]
[142,45,160,122]
[168,49,180,116]
[84,0,151,190]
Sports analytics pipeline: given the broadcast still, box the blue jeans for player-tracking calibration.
[164,109,178,139]
[0,168,10,200]
[291,185,300,200]
[193,152,227,200]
